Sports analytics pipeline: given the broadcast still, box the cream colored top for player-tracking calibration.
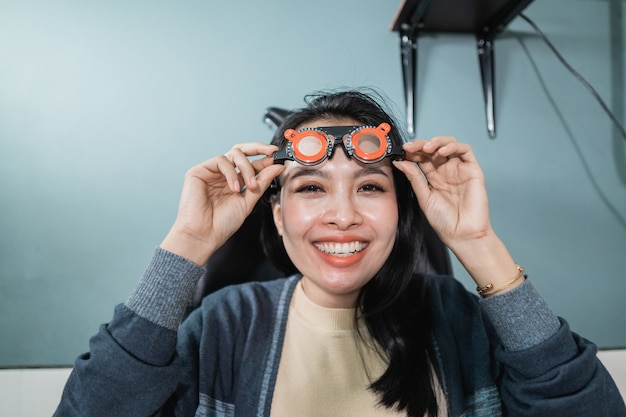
[270,282,447,417]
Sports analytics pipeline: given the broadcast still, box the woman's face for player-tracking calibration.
[272,117,399,308]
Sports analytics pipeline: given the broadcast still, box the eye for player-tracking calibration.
[359,183,385,193]
[295,184,324,193]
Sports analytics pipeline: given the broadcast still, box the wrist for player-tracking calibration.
[447,228,500,264]
[450,231,522,295]
[160,226,217,267]
[476,264,525,297]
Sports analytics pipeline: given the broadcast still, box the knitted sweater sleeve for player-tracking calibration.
[53,247,206,417]
[480,279,626,416]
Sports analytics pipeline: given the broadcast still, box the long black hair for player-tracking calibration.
[260,89,439,417]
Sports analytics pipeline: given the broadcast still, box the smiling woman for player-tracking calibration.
[271,132,399,308]
[52,89,626,417]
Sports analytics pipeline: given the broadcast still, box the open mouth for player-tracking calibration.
[314,241,368,257]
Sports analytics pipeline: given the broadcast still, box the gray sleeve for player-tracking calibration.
[480,278,561,351]
[125,247,206,331]
[53,247,207,417]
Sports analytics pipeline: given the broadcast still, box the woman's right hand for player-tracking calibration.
[160,142,285,266]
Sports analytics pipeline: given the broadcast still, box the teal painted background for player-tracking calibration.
[1,0,625,366]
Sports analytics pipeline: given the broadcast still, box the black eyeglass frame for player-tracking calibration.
[273,124,405,166]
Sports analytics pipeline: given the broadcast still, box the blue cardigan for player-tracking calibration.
[54,248,626,416]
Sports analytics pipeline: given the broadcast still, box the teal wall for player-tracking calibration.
[1,0,624,367]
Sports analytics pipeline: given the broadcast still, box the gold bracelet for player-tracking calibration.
[476,264,525,297]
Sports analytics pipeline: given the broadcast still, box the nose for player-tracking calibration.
[321,192,363,230]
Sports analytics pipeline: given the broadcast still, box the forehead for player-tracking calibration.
[296,116,361,130]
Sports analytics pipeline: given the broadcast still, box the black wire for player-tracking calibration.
[519,13,626,141]
[516,35,626,230]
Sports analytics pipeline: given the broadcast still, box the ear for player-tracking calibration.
[271,199,284,237]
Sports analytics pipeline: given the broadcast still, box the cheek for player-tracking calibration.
[367,199,399,242]
[277,198,318,237]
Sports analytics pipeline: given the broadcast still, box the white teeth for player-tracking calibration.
[314,241,366,257]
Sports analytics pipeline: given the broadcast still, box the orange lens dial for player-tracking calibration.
[351,123,391,162]
[284,128,328,164]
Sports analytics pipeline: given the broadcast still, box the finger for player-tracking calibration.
[402,138,429,150]
[403,136,455,153]
[229,148,259,191]
[419,137,456,167]
[250,154,278,173]
[392,160,431,206]
[436,142,477,164]
[420,137,477,163]
[422,136,457,152]
[212,155,243,193]
[225,143,280,191]
[402,138,451,164]
[229,142,280,158]
[236,156,283,194]
[240,164,285,208]
[186,155,238,192]
[401,139,427,160]
[255,164,285,192]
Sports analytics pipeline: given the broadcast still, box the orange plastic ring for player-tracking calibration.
[284,129,328,164]
[351,123,391,161]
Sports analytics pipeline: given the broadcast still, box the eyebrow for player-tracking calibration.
[282,165,391,184]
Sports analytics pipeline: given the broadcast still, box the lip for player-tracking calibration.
[312,236,369,267]
[314,241,367,256]
[314,235,367,243]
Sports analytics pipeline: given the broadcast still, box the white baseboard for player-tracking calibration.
[598,349,626,398]
[0,367,71,417]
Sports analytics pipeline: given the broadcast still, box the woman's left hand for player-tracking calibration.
[392,136,492,251]
[394,136,523,294]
